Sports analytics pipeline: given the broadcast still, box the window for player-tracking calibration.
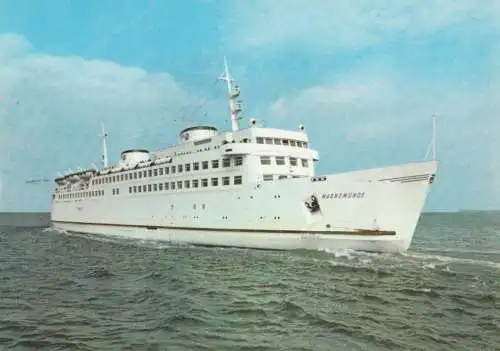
[211,177,218,186]
[265,138,273,144]
[153,183,158,191]
[184,180,190,188]
[202,161,209,169]
[178,164,183,173]
[143,185,147,192]
[143,171,147,177]
[222,176,230,186]
[234,176,242,185]
[201,178,208,187]
[129,187,132,193]
[165,182,169,190]
[222,158,230,168]
[120,175,124,181]
[260,156,271,165]
[192,179,199,188]
[139,172,143,179]
[185,163,191,172]
[263,174,274,181]
[177,181,182,189]
[193,162,199,171]
[235,156,243,166]
[171,182,175,190]
[159,183,163,191]
[212,160,219,168]
[154,169,158,177]
[296,141,302,147]
[303,142,308,148]
[171,166,176,174]
[134,172,138,179]
[275,156,285,165]
[290,157,298,166]
[256,137,264,144]
[301,159,309,167]
[165,167,169,175]
[148,169,152,177]
[159,168,164,176]
[278,175,288,180]
[274,138,281,145]
[282,139,289,146]
[138,186,142,193]
[290,140,296,147]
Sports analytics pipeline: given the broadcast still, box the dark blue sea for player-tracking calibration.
[0,212,499,350]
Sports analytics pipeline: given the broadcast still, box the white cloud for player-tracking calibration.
[228,0,499,51]
[0,33,208,210]
[260,64,500,210]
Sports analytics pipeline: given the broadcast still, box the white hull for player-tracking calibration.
[52,161,438,252]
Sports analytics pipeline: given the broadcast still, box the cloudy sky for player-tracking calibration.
[0,0,499,212]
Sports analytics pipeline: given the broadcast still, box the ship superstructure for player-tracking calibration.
[51,59,438,252]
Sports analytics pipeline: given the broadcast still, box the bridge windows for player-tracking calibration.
[275,156,285,165]
[260,156,271,165]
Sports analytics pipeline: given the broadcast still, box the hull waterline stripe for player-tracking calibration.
[51,220,396,236]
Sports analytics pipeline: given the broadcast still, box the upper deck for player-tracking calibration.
[53,58,320,199]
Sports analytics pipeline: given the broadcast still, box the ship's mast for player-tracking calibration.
[218,56,243,131]
[100,122,109,168]
[432,114,436,161]
[424,114,437,161]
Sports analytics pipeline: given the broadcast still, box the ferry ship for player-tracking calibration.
[51,59,439,252]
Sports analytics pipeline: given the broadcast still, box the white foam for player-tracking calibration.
[403,252,500,269]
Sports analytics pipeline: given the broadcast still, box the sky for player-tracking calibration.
[0,0,499,212]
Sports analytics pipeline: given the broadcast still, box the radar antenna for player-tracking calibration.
[218,56,243,132]
[100,122,109,168]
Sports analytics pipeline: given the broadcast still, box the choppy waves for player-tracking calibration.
[1,215,500,351]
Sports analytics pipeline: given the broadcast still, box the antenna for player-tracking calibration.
[424,114,437,161]
[100,122,109,168]
[432,114,436,161]
[218,56,243,132]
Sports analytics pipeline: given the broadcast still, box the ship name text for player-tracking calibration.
[321,192,365,199]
